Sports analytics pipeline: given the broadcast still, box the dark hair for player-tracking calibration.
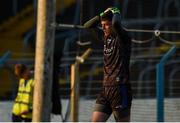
[100,11,113,21]
[14,64,27,78]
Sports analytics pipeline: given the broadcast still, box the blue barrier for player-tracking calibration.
[156,46,177,122]
[0,51,12,68]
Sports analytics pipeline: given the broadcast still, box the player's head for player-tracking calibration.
[100,11,113,37]
[100,10,113,22]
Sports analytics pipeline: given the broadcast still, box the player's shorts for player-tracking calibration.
[94,84,132,121]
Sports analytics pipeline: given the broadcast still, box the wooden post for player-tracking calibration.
[70,48,92,122]
[32,0,55,121]
[70,63,79,122]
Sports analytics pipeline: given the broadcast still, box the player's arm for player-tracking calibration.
[83,15,102,41]
[106,7,124,35]
[112,13,123,33]
[106,7,131,43]
[83,16,100,28]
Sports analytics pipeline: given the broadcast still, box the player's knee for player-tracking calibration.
[91,111,110,122]
[113,109,131,122]
[115,116,130,122]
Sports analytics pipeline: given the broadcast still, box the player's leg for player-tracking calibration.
[91,88,112,122]
[113,108,131,122]
[111,84,132,122]
[91,110,110,122]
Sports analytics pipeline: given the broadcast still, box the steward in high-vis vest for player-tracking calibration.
[12,64,34,122]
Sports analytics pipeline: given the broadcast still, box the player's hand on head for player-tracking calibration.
[104,7,112,13]
[110,7,120,14]
[100,7,120,17]
[100,7,112,17]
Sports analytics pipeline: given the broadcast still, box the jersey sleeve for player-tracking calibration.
[83,15,100,28]
[112,14,124,35]
[112,14,131,44]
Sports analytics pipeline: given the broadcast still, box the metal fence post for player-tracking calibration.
[156,46,177,122]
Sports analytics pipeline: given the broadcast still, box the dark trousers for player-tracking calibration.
[12,114,32,122]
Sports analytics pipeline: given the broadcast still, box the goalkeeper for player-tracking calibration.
[84,7,132,122]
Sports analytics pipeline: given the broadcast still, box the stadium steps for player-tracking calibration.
[0,0,76,100]
[0,0,76,33]
[0,0,76,57]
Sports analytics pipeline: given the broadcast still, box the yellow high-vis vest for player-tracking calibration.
[12,78,34,119]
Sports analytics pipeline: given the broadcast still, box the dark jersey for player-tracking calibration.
[84,13,131,86]
[103,31,131,86]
